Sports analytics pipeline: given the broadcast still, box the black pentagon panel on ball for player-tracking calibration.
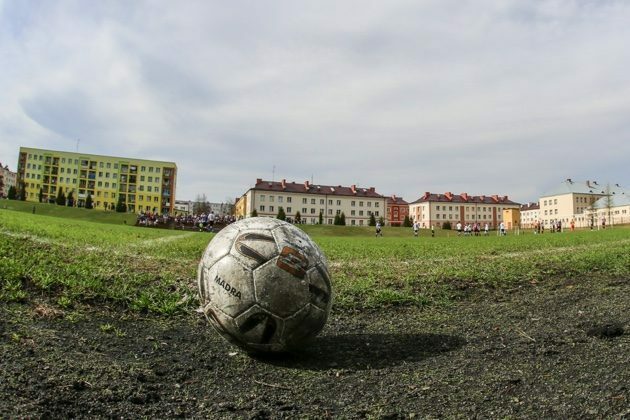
[234,305,285,352]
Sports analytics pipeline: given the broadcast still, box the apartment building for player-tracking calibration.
[386,195,409,226]
[236,178,386,226]
[17,147,177,214]
[539,179,625,228]
[409,191,520,229]
[0,162,17,197]
[589,192,630,226]
[520,202,540,229]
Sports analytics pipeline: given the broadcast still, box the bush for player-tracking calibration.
[403,215,413,227]
[250,209,258,217]
[276,206,286,221]
[442,221,452,230]
[369,214,376,226]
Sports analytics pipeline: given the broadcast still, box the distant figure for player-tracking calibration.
[499,221,506,236]
[570,219,575,232]
[413,221,419,237]
[32,205,36,214]
[375,221,382,237]
[601,217,606,229]
[431,224,435,237]
[456,221,462,236]
[484,223,489,236]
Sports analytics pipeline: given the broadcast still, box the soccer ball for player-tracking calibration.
[197,217,333,353]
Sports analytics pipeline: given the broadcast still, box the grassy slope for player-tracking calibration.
[0,199,138,225]
[1,207,629,314]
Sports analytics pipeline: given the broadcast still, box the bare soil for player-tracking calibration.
[1,276,628,419]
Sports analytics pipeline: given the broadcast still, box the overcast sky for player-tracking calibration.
[1,0,629,204]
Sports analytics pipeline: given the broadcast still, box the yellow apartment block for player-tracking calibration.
[17,147,177,214]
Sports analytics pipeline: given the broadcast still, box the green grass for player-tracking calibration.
[1,207,629,314]
[0,199,138,225]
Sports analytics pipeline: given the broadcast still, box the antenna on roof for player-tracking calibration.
[272,165,275,182]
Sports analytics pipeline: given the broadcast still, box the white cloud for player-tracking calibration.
[1,0,629,203]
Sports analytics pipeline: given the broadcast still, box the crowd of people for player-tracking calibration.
[136,211,236,231]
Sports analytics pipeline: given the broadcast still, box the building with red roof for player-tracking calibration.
[409,191,520,229]
[235,178,386,225]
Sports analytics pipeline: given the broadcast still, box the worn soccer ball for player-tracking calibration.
[197,217,333,353]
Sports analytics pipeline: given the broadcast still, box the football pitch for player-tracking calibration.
[1,206,629,417]
[1,207,628,313]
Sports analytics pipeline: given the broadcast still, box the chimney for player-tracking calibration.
[351,184,357,194]
[460,192,468,201]
[423,192,430,200]
[566,178,572,183]
[445,192,452,201]
[391,194,396,201]
[369,187,375,193]
[491,195,499,202]
[281,179,286,189]
[586,180,591,188]
[503,195,508,202]
[304,180,310,190]
[256,178,262,184]
[480,195,485,201]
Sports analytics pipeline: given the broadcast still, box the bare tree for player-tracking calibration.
[193,194,210,215]
[604,183,613,227]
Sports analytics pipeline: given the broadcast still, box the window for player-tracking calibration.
[336,209,341,215]
[287,207,292,213]
[311,198,315,204]
[149,167,153,172]
[156,168,160,173]
[287,197,292,203]
[367,202,372,207]
[148,176,153,183]
[375,202,379,208]
[269,206,274,212]
[302,198,307,204]
[278,196,283,203]
[351,201,356,206]
[359,210,364,216]
[351,210,356,215]
[270,196,275,202]
[99,162,104,168]
[328,200,332,205]
[328,209,332,215]
[351,220,356,225]
[147,186,152,192]
[260,195,265,202]
[302,208,307,213]
[260,205,265,211]
[106,163,111,169]
[437,205,440,210]
[337,200,341,205]
[359,201,364,207]
[141,166,146,172]
[310,208,315,214]
[554,199,557,205]
[141,176,145,182]
[320,199,324,205]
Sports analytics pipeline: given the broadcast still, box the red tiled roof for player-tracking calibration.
[252,179,384,198]
[410,192,520,205]
[520,202,540,211]
[386,195,408,205]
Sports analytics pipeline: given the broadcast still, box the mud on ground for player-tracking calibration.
[1,276,628,419]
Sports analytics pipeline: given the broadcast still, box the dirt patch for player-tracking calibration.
[1,276,628,418]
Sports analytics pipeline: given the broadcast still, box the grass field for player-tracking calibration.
[1,205,629,314]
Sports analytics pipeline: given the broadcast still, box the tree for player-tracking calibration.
[295,211,302,224]
[403,215,413,227]
[19,182,26,201]
[340,212,346,226]
[368,213,376,226]
[66,191,74,207]
[193,194,210,215]
[116,194,126,213]
[604,183,613,227]
[276,206,286,221]
[333,214,341,225]
[38,187,44,203]
[85,193,93,209]
[443,220,452,230]
[250,209,258,217]
[318,210,323,225]
[7,185,16,200]
[56,188,66,205]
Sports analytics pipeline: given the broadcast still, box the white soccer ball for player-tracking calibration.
[197,217,333,353]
